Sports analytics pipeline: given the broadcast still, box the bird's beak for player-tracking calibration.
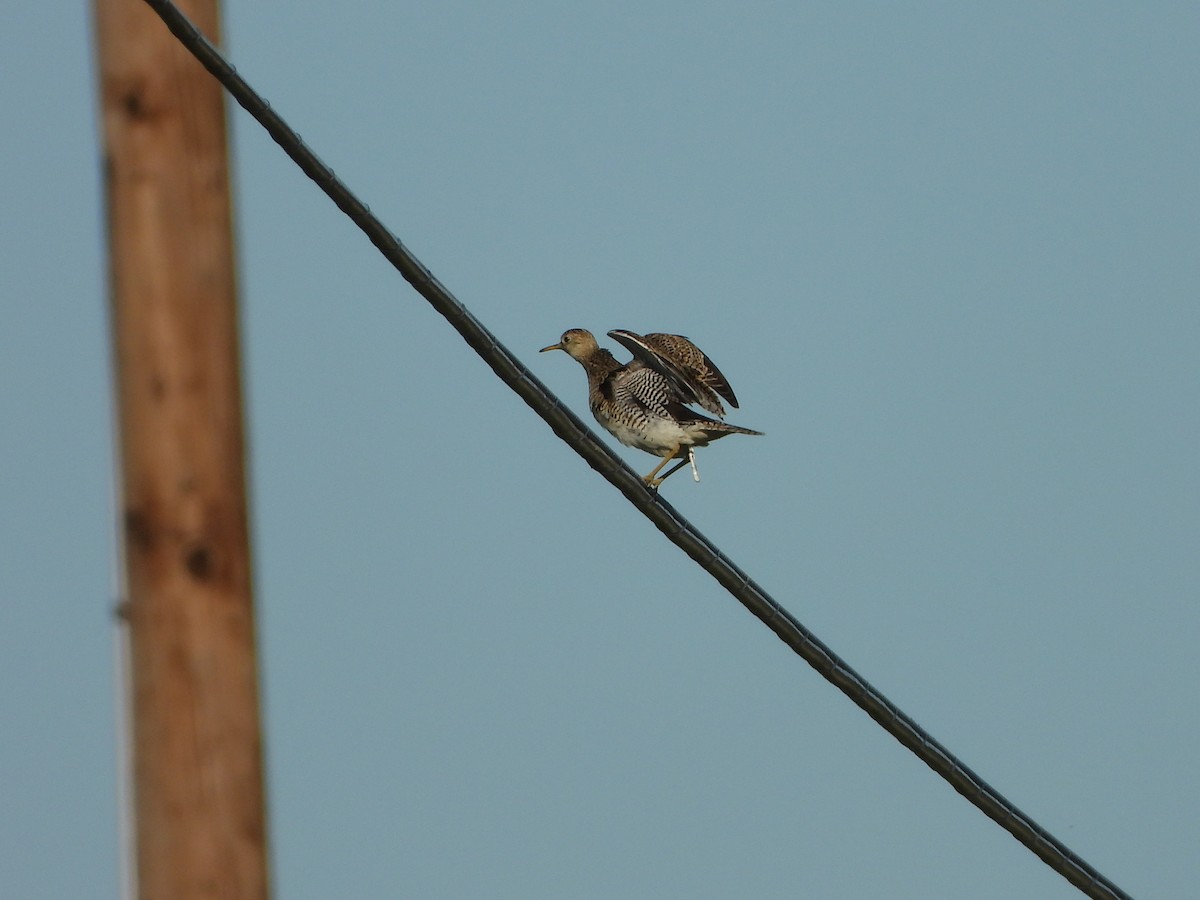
[539,342,564,353]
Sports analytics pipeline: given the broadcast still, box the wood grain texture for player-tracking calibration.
[94,1,270,896]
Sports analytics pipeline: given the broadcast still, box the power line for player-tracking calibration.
[137,3,1134,898]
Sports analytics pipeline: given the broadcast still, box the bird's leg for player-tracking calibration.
[657,456,693,486]
[644,446,702,489]
[642,445,684,488]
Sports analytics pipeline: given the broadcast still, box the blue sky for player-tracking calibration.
[2,3,1197,897]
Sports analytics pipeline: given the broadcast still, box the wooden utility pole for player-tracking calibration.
[93,1,270,897]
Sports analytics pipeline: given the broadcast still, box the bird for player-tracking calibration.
[540,328,763,488]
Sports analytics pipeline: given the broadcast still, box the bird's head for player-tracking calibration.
[540,328,599,362]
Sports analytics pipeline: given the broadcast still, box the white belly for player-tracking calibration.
[595,408,693,456]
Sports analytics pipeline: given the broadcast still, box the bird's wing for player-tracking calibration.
[616,367,731,429]
[614,366,676,418]
[608,329,738,416]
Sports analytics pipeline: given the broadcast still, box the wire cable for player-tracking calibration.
[137,3,1134,898]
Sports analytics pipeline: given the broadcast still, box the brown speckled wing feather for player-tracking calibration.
[608,329,739,416]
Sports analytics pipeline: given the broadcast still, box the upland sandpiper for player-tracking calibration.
[540,329,762,488]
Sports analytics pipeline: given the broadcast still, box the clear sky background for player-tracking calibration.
[3,3,1197,898]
